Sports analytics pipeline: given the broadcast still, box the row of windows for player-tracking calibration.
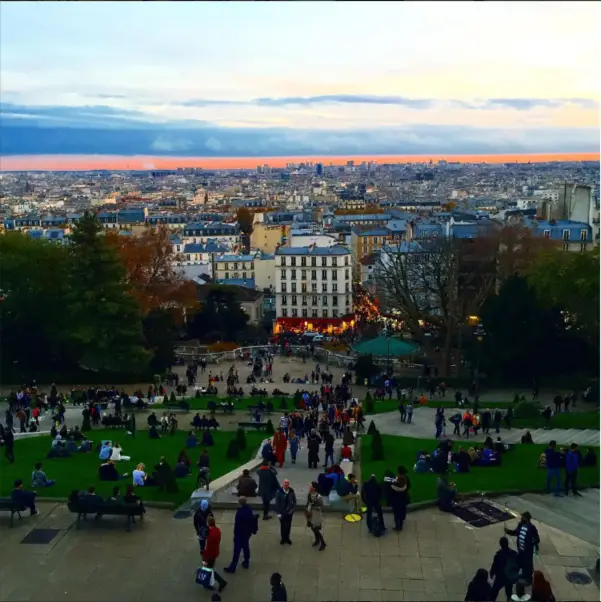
[543,229,588,241]
[281,308,345,318]
[223,272,255,280]
[280,269,350,281]
[217,262,254,270]
[280,256,349,267]
[281,282,351,293]
[281,295,351,307]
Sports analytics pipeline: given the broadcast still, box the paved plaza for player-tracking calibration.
[1,501,599,602]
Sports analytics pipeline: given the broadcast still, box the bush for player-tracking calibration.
[195,389,201,399]
[236,427,247,451]
[265,419,275,435]
[365,391,375,414]
[367,420,377,436]
[355,354,378,385]
[514,401,542,419]
[279,397,288,410]
[226,439,240,459]
[170,391,177,404]
[371,429,384,461]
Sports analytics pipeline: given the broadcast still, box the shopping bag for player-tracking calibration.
[196,566,215,589]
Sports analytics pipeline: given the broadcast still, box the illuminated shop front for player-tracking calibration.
[273,316,356,335]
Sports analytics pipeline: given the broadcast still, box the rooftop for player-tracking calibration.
[275,244,350,256]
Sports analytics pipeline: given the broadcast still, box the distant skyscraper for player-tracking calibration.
[316,163,323,177]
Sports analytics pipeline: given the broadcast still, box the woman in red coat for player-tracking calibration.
[202,517,227,592]
[273,428,288,468]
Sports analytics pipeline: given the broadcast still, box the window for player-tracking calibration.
[322,283,328,293]
[281,283,287,293]
[311,257,317,267]
[322,296,328,306]
[332,309,339,318]
[301,283,307,293]
[332,257,337,266]
[291,295,297,306]
[225,263,229,270]
[563,229,570,241]
[302,308,308,318]
[346,295,350,306]
[280,257,286,266]
[345,283,350,293]
[345,269,349,280]
[291,283,297,293]
[281,269,286,279]
[302,296,307,306]
[312,283,318,292]
[373,237,378,244]
[233,272,239,279]
[345,256,349,266]
[291,308,298,317]
[291,257,297,266]
[333,283,338,292]
[234,262,238,270]
[312,309,318,318]
[321,257,327,267]
[282,308,288,317]
[543,230,550,239]
[322,270,328,280]
[225,272,229,279]
[311,270,317,280]
[312,296,318,306]
[301,257,307,267]
[291,269,297,279]
[281,295,287,306]
[322,309,328,318]
[301,270,307,279]
[332,271,338,281]
[242,272,246,279]
[333,296,338,306]
[580,229,588,241]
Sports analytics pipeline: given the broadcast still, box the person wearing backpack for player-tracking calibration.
[490,536,519,601]
[361,474,385,536]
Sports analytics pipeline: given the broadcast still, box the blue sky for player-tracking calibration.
[1,1,599,156]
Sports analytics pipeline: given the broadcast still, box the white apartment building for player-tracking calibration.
[275,245,353,322]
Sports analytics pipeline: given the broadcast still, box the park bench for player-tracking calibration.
[0,498,28,527]
[67,500,145,532]
[248,405,272,416]
[161,401,191,412]
[238,422,268,432]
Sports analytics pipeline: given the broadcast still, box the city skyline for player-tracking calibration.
[1,2,599,161]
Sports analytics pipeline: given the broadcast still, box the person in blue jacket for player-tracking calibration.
[11,479,39,515]
[564,443,582,496]
[224,496,257,573]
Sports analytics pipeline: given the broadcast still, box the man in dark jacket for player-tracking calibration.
[307,430,321,469]
[274,479,297,545]
[504,511,540,585]
[257,461,279,520]
[224,497,257,573]
[564,443,582,496]
[335,473,360,512]
[237,469,258,498]
[389,466,410,531]
[544,440,562,496]
[490,536,519,601]
[11,479,39,515]
[361,474,385,534]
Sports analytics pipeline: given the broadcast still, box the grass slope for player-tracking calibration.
[0,430,266,506]
[360,434,600,505]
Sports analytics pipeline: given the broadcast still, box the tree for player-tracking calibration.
[66,212,150,372]
[265,419,275,435]
[367,419,377,435]
[106,225,198,317]
[371,429,385,461]
[527,246,600,347]
[143,308,178,374]
[226,438,240,459]
[236,427,248,451]
[355,355,378,385]
[236,207,254,235]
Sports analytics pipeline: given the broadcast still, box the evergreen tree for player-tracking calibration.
[367,420,377,435]
[236,427,247,451]
[226,438,240,459]
[365,391,375,414]
[371,429,385,461]
[279,397,288,410]
[66,212,149,372]
[170,391,177,404]
[265,419,275,435]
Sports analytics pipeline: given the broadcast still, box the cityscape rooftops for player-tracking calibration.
[275,244,350,256]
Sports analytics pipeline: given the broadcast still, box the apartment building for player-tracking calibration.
[274,245,353,334]
[350,227,392,281]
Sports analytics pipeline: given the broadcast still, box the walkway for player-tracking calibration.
[368,407,600,447]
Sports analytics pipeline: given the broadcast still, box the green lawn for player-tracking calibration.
[369,399,515,414]
[361,434,600,505]
[513,411,600,431]
[0,430,266,506]
[154,396,294,412]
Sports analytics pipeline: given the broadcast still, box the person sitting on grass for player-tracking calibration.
[99,459,129,481]
[582,447,597,468]
[414,454,432,473]
[78,439,93,453]
[110,442,131,462]
[154,456,179,493]
[436,472,457,512]
[31,462,56,488]
[65,437,78,453]
[174,458,191,478]
[201,430,215,447]
[186,431,199,448]
[192,413,203,430]
[148,424,161,439]
[132,463,158,487]
[521,431,534,444]
[98,441,112,460]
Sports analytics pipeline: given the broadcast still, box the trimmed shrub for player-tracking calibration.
[226,438,240,459]
[265,419,275,435]
[170,391,177,404]
[367,420,377,436]
[365,391,375,414]
[236,427,247,451]
[195,389,201,399]
[514,401,542,419]
[279,397,288,410]
[371,429,385,461]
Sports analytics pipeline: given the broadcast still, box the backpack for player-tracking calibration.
[370,512,386,538]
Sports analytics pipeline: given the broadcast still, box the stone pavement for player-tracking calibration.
[368,408,601,447]
[1,501,599,602]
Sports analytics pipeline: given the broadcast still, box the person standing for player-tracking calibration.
[307,430,321,469]
[490,536,519,601]
[361,474,385,535]
[257,461,279,520]
[323,431,335,468]
[273,428,288,469]
[306,481,326,551]
[564,443,582,497]
[288,430,299,464]
[406,402,414,424]
[202,516,227,593]
[224,497,257,573]
[194,499,214,553]
[275,479,297,545]
[504,511,540,585]
[389,467,409,531]
[544,440,562,497]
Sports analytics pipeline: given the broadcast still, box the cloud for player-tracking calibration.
[150,136,193,152]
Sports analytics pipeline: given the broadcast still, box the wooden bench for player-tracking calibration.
[238,422,268,432]
[0,498,28,527]
[67,501,145,532]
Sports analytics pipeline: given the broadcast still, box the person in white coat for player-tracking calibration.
[110,442,131,462]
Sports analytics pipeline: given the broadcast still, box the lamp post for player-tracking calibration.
[384,325,392,376]
[474,323,486,400]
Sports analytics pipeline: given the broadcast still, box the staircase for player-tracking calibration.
[497,489,600,547]
[482,428,599,447]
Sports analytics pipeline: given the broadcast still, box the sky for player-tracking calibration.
[0,1,600,161]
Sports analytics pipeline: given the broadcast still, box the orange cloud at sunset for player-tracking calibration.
[0,153,598,172]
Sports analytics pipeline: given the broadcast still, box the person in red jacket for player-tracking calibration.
[202,516,227,593]
[272,429,288,468]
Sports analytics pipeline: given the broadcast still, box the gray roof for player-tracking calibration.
[275,245,350,256]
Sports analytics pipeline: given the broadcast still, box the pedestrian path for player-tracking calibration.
[368,408,600,447]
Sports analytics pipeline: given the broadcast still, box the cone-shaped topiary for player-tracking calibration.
[365,391,375,414]
[195,389,201,399]
[170,391,177,404]
[265,419,275,435]
[236,427,247,451]
[371,428,384,461]
[367,419,377,436]
[279,397,288,410]
[226,438,240,459]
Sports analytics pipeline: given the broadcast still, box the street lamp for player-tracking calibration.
[383,325,392,376]
[473,324,486,399]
